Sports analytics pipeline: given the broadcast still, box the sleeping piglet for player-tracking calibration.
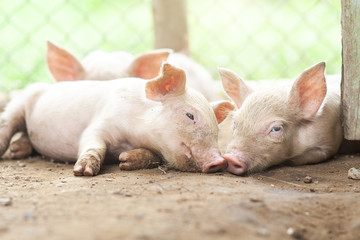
[2,42,221,160]
[0,63,226,176]
[217,62,343,175]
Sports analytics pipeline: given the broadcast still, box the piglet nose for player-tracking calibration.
[223,153,247,175]
[202,157,228,173]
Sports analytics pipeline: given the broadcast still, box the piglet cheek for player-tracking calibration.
[181,143,192,159]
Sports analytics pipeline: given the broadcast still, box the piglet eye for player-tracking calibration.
[186,113,194,120]
[271,126,282,132]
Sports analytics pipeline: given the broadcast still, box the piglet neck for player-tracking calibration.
[137,106,169,156]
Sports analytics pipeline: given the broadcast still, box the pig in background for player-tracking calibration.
[217,62,343,175]
[46,41,221,101]
[0,63,227,176]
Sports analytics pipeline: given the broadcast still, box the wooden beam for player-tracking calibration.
[341,0,360,140]
[152,0,189,55]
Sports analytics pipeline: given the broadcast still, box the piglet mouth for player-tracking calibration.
[202,158,228,173]
[180,143,227,173]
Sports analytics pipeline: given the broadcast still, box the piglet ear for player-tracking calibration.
[211,100,235,124]
[128,49,172,79]
[46,41,85,82]
[145,62,186,101]
[288,62,327,119]
[219,68,253,108]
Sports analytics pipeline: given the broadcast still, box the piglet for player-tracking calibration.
[3,42,222,160]
[46,41,170,82]
[218,62,343,175]
[47,41,220,101]
[0,63,226,176]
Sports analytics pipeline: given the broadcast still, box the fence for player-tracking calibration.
[0,0,341,91]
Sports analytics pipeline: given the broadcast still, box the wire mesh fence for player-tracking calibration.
[0,0,341,91]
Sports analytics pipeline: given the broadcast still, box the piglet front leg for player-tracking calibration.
[73,127,107,176]
[285,148,330,166]
[0,99,26,157]
[119,148,162,170]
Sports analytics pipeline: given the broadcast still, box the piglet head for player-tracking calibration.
[145,63,227,173]
[219,62,327,175]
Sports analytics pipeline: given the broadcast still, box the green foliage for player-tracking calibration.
[188,0,341,80]
[0,0,341,92]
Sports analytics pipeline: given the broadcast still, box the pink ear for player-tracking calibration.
[46,41,85,82]
[288,62,327,119]
[128,49,172,79]
[145,63,186,101]
[219,68,253,108]
[212,100,235,124]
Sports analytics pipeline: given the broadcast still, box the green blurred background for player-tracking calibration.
[0,0,341,92]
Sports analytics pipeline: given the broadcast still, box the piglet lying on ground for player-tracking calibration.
[2,41,222,160]
[0,63,226,176]
[217,62,343,175]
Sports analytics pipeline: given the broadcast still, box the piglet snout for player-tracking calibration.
[223,152,247,175]
[202,155,227,173]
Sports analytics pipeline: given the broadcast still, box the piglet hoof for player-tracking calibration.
[119,149,161,170]
[1,132,32,159]
[9,135,33,159]
[73,153,101,176]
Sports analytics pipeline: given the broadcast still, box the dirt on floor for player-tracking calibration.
[1,91,360,240]
[0,153,359,240]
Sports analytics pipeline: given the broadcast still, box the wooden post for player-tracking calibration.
[341,0,360,140]
[152,0,189,55]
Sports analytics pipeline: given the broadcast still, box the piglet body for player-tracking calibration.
[218,62,343,175]
[0,63,226,175]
